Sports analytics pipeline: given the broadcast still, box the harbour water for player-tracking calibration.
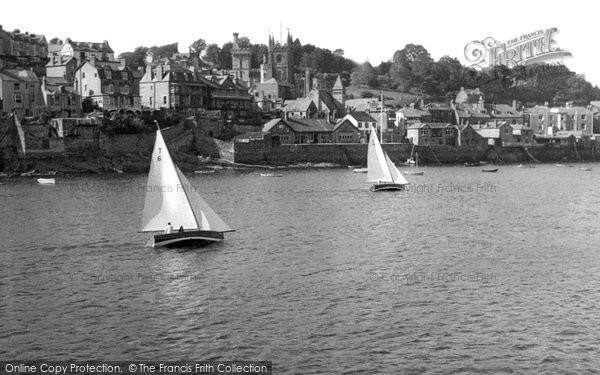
[1,164,599,374]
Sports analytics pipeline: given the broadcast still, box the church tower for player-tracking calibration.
[263,32,294,85]
[231,32,251,83]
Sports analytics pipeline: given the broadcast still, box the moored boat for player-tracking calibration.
[37,178,56,185]
[482,168,498,173]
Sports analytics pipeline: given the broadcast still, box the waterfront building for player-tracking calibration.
[262,115,359,145]
[509,124,534,145]
[457,124,486,147]
[0,68,44,117]
[473,122,514,146]
[340,111,377,132]
[407,123,457,146]
[525,104,593,138]
[140,60,208,115]
[73,58,141,112]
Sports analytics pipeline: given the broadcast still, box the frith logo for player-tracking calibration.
[464,28,572,69]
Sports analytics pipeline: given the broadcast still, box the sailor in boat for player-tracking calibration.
[165,222,173,234]
[178,226,184,233]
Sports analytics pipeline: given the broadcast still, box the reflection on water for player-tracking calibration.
[1,164,599,373]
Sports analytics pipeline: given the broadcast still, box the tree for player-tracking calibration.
[82,97,96,114]
[189,38,206,60]
[389,44,434,93]
[351,62,377,88]
[150,43,179,59]
[204,44,221,66]
[426,56,465,96]
[218,42,233,69]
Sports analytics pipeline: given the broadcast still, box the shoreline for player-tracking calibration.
[1,158,597,180]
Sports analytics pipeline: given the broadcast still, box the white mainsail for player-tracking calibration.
[141,129,232,233]
[367,126,392,183]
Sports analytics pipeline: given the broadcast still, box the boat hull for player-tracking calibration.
[149,230,225,248]
[370,183,406,192]
[482,169,498,173]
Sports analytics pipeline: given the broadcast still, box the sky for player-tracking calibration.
[2,0,599,85]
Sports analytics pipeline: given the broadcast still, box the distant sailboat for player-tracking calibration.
[140,125,234,248]
[403,151,424,175]
[367,126,408,192]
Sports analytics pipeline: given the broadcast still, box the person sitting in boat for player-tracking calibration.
[178,226,184,233]
[165,222,173,234]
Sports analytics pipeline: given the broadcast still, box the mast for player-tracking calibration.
[380,90,384,143]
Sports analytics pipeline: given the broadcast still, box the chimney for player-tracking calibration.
[14,29,20,33]
[0,25,3,31]
[512,99,517,110]
[90,55,96,65]
[304,68,311,97]
[233,32,239,45]
[155,64,163,80]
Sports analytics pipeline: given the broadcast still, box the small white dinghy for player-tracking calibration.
[37,178,55,185]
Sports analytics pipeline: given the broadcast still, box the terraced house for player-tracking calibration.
[73,57,140,112]
[0,68,43,117]
[0,25,48,69]
[140,60,208,115]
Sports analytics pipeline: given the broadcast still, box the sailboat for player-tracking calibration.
[367,126,408,192]
[403,151,424,175]
[405,143,416,165]
[140,125,234,248]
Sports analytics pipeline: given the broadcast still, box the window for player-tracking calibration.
[13,83,20,91]
[538,115,543,120]
[84,84,88,92]
[105,69,112,79]
[581,114,586,120]
[445,128,453,135]
[122,72,128,80]
[163,96,167,104]
[122,85,130,94]
[13,94,23,104]
[505,128,509,134]
[108,84,114,94]
[82,72,86,78]
[94,73,97,78]
[581,123,586,130]
[420,129,428,136]
[277,124,285,130]
[150,97,153,105]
